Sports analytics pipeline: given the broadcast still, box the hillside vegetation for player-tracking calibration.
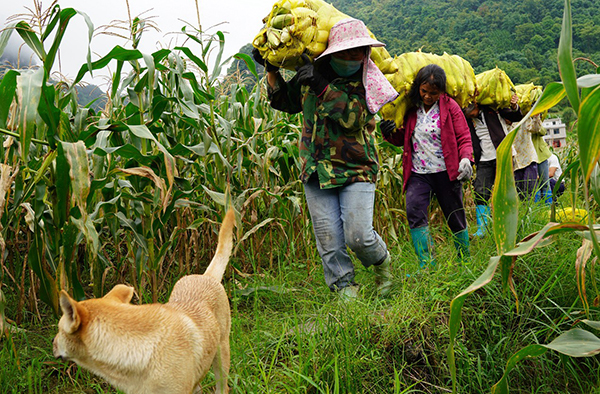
[334,0,599,83]
[232,0,600,102]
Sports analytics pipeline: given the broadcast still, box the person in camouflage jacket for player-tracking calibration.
[252,18,398,299]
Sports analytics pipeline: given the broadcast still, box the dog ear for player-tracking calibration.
[59,290,81,334]
[104,284,134,304]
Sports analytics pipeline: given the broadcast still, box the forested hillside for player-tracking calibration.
[332,0,599,85]
[232,0,600,92]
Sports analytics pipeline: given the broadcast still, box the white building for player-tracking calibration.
[542,117,567,148]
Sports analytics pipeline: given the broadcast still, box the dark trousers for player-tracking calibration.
[514,162,538,200]
[405,171,467,233]
[473,160,496,206]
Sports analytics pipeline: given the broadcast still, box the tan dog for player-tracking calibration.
[53,209,235,394]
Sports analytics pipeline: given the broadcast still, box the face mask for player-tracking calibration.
[330,57,362,77]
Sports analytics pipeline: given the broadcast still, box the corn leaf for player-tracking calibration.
[60,141,91,211]
[546,328,600,357]
[92,144,156,166]
[60,223,85,300]
[149,228,183,271]
[56,143,71,228]
[531,82,567,117]
[175,46,208,73]
[504,222,561,256]
[71,214,99,258]
[127,124,177,190]
[0,70,18,129]
[578,74,600,89]
[579,74,600,102]
[492,125,520,255]
[210,31,226,83]
[15,21,47,62]
[235,53,259,80]
[493,326,600,393]
[491,344,548,394]
[558,0,579,112]
[28,230,59,315]
[44,8,77,74]
[73,46,143,85]
[0,22,16,58]
[578,85,600,183]
[16,68,44,164]
[37,83,60,148]
[582,320,600,330]
[115,212,148,256]
[447,255,502,394]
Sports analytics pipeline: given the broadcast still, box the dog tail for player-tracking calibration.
[203,209,235,282]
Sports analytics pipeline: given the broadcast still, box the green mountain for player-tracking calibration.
[332,0,599,86]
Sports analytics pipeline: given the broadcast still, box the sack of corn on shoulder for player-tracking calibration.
[253,0,391,70]
[475,67,515,110]
[380,51,477,127]
[514,83,543,114]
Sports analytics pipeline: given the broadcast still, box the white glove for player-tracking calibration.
[457,158,473,181]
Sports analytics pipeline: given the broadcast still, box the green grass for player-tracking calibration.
[2,197,600,394]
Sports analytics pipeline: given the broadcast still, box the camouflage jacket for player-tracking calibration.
[267,63,379,189]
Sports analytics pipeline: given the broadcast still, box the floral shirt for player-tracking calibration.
[411,103,446,174]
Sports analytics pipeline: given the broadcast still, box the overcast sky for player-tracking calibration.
[1,0,274,85]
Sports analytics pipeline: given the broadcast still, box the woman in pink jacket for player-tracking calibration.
[380,64,473,268]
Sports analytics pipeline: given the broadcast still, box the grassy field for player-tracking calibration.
[2,194,600,394]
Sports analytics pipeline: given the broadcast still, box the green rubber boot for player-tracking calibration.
[410,226,436,268]
[373,253,393,296]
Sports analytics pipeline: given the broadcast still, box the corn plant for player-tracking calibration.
[0,0,320,319]
[446,1,600,392]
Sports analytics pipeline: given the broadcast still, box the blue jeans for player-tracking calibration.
[304,177,388,291]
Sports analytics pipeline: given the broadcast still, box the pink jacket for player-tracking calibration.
[384,93,473,191]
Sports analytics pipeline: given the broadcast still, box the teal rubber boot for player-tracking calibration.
[473,205,491,237]
[410,226,436,268]
[453,229,470,263]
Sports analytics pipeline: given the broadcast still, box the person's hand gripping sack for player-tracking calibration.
[295,54,328,95]
[251,47,279,72]
[379,120,397,140]
[457,158,473,181]
[510,93,519,110]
